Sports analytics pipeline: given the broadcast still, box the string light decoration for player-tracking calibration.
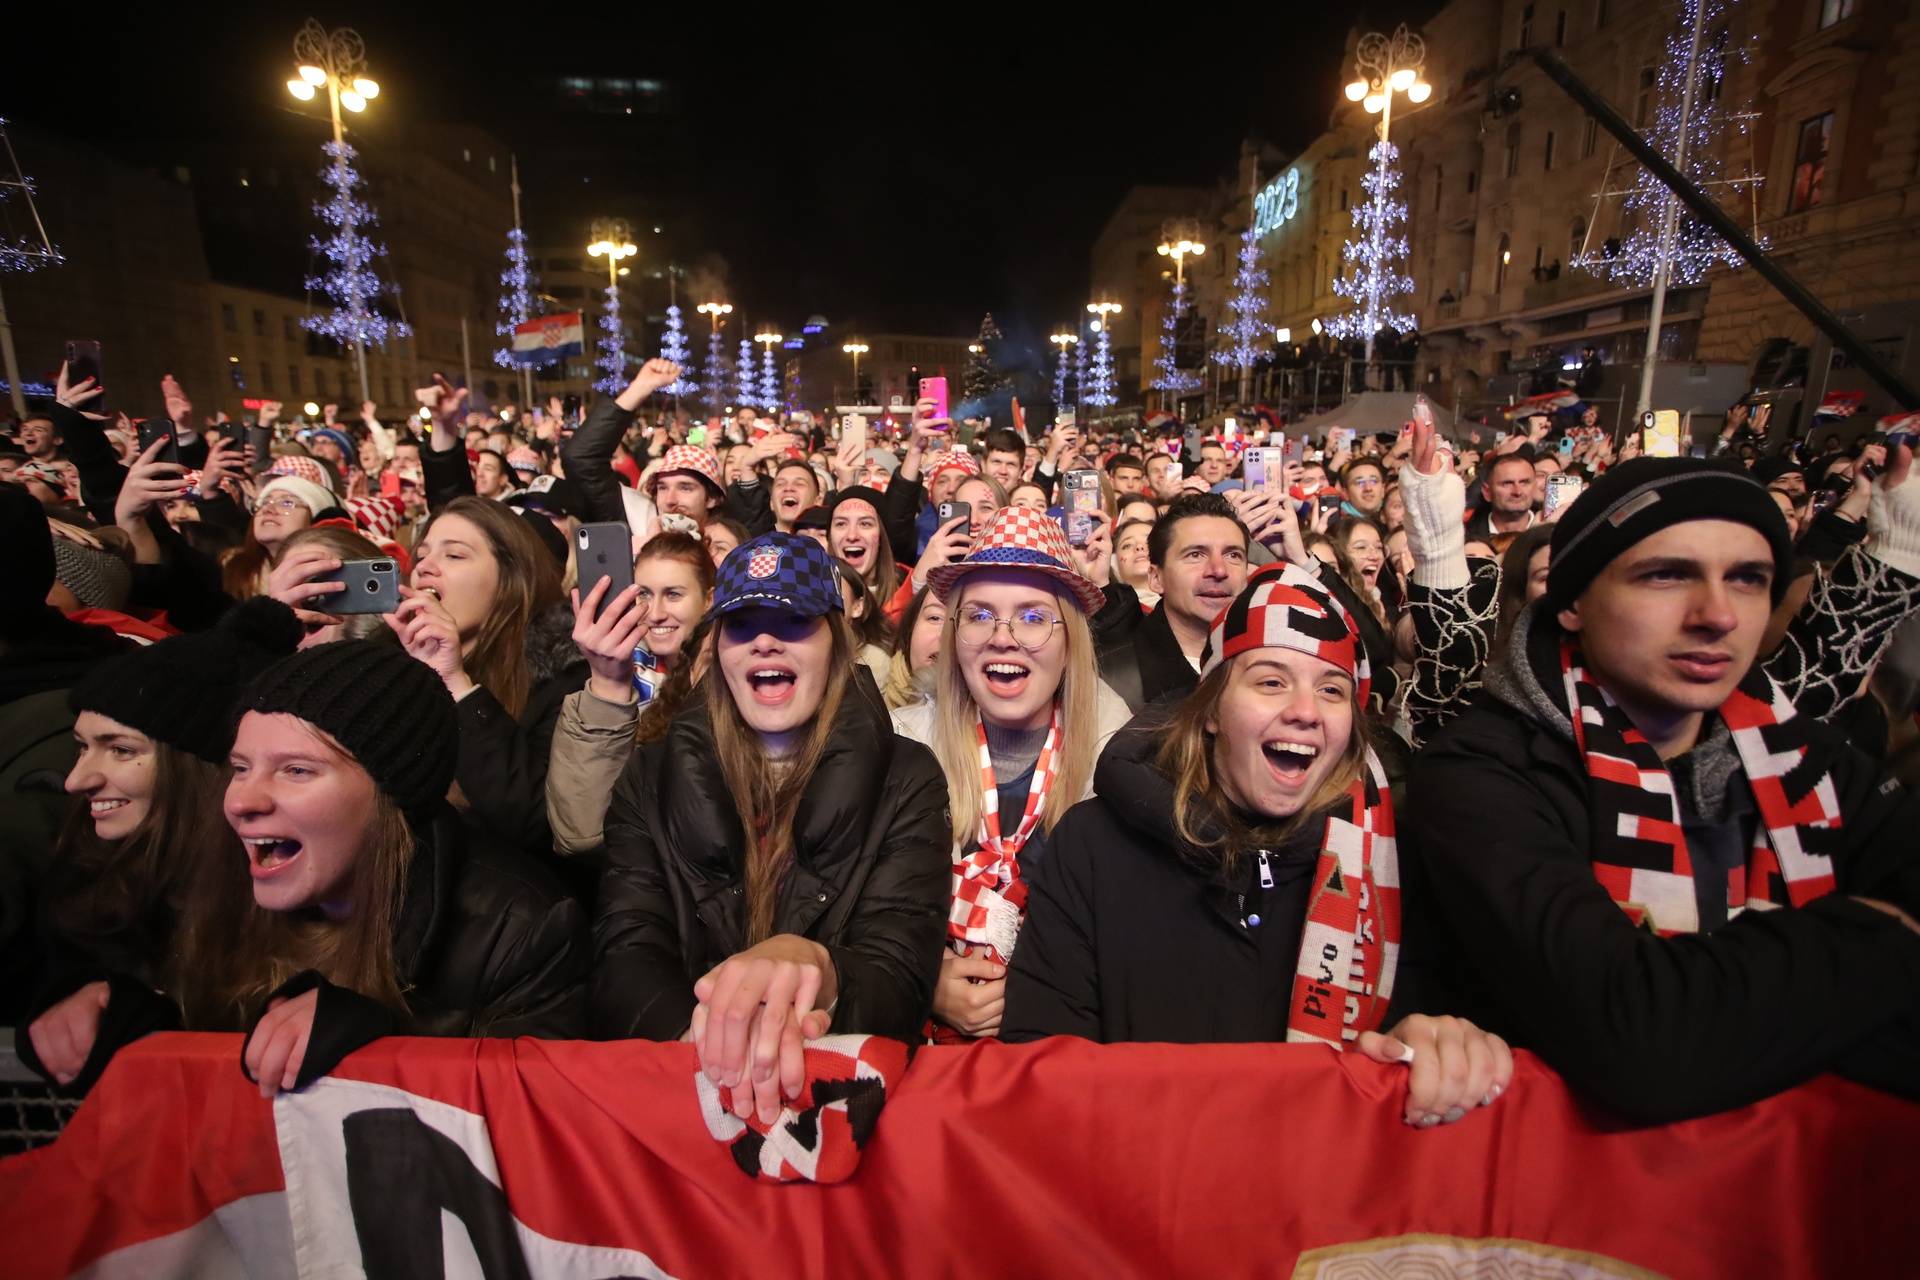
[491,226,537,368]
[1212,223,1272,398]
[0,119,63,274]
[1581,0,1760,286]
[659,304,696,396]
[1049,331,1079,414]
[701,328,728,418]
[594,284,626,395]
[302,140,410,351]
[736,337,757,409]
[1073,326,1089,413]
[759,346,780,412]
[1152,280,1203,398]
[1084,302,1122,409]
[1326,138,1416,347]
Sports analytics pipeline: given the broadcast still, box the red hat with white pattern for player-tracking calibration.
[926,505,1104,615]
[506,445,542,477]
[267,454,336,494]
[346,495,403,543]
[1200,561,1368,706]
[645,444,725,500]
[926,450,981,485]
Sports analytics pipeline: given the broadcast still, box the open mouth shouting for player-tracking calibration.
[746,664,798,706]
[838,539,871,569]
[1261,738,1320,786]
[980,658,1033,702]
[242,835,305,880]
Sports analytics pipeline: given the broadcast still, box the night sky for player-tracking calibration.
[8,4,1439,354]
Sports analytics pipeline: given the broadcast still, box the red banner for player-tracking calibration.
[0,1033,1910,1277]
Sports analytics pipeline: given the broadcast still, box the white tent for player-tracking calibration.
[1290,391,1458,439]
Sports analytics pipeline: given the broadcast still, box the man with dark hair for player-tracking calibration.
[1464,448,1539,552]
[768,458,820,533]
[1105,452,1146,497]
[1406,455,1920,1121]
[982,428,1026,494]
[1099,492,1250,710]
[17,414,61,465]
[1341,457,1386,517]
[1196,440,1230,487]
[472,449,514,500]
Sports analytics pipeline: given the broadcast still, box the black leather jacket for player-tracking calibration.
[592,688,951,1041]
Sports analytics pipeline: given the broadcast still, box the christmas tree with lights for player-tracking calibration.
[701,329,729,418]
[491,227,537,368]
[1212,223,1272,400]
[1152,280,1202,400]
[759,346,780,412]
[963,312,1006,402]
[736,337,757,409]
[594,285,626,395]
[1326,138,1416,347]
[1052,343,1072,413]
[302,140,410,353]
[659,304,696,397]
[1584,0,1757,286]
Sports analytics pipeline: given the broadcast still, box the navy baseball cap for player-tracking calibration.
[710,531,843,619]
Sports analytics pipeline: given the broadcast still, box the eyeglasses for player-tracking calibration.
[956,605,1063,650]
[257,495,306,514]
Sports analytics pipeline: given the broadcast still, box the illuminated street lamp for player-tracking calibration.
[1155,233,1206,290]
[1084,302,1123,409]
[842,340,869,402]
[286,20,387,403]
[1049,330,1080,410]
[1338,23,1432,370]
[754,331,784,412]
[586,219,638,289]
[587,219,638,394]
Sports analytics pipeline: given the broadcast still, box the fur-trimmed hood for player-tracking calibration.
[526,602,588,688]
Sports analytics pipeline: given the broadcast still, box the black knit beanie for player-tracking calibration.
[239,639,456,814]
[1547,457,1793,611]
[70,598,304,762]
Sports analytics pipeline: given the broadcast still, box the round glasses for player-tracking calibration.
[956,605,1063,650]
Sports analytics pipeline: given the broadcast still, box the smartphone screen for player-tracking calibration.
[920,376,950,422]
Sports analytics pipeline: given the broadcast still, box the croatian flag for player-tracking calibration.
[1814,390,1866,420]
[511,313,584,367]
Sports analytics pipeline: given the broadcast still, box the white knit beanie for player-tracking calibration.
[257,475,335,520]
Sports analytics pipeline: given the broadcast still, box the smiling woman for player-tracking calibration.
[1001,563,1516,1131]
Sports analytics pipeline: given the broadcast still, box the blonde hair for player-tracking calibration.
[928,572,1099,848]
[1154,658,1367,879]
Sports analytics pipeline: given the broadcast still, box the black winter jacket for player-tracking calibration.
[592,690,951,1041]
[1004,711,1339,1044]
[1401,603,1920,1122]
[452,603,588,858]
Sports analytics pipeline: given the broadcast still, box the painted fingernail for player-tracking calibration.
[1481,1093,1495,1107]
[1489,1083,1504,1100]
[1443,1107,1467,1124]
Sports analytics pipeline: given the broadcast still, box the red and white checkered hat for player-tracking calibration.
[506,445,542,476]
[17,460,72,500]
[926,505,1105,615]
[645,444,725,499]
[346,495,403,542]
[1200,561,1368,705]
[267,454,336,494]
[926,450,981,484]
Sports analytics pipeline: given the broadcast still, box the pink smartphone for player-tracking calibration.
[920,376,949,423]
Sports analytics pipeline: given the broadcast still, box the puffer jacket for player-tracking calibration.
[453,603,589,858]
[592,688,951,1041]
[546,681,641,858]
[1400,600,1920,1122]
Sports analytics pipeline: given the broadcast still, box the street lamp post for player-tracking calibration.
[587,219,637,395]
[1154,226,1206,410]
[841,341,869,405]
[754,331,783,413]
[287,20,384,405]
[1341,24,1432,380]
[1084,301,1123,411]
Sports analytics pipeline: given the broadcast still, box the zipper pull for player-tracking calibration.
[1258,849,1274,890]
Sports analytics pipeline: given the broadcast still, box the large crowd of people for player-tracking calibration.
[4,351,1918,1138]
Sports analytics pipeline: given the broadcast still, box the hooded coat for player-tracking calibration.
[592,687,951,1041]
[1399,600,1920,1122]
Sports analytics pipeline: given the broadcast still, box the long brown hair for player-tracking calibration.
[703,611,858,944]
[830,498,901,603]
[1495,524,1556,652]
[220,527,275,599]
[929,574,1099,848]
[1154,657,1367,880]
[176,752,415,1029]
[421,496,563,718]
[46,745,233,988]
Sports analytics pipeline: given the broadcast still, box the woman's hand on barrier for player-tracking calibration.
[931,947,1006,1038]
[693,935,836,1124]
[1359,1013,1513,1128]
[245,986,320,1098]
[28,981,110,1086]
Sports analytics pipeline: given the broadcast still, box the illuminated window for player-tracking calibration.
[1819,0,1854,28]
[1788,112,1834,213]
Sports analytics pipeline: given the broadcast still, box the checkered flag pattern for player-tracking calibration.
[346,496,402,543]
[647,444,723,496]
[1562,640,1840,936]
[711,531,843,619]
[946,708,1063,968]
[1285,747,1400,1050]
[927,450,981,481]
[1203,562,1369,705]
[267,454,334,493]
[927,506,1106,614]
[695,1034,909,1183]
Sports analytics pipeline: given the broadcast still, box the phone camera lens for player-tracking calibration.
[365,580,379,594]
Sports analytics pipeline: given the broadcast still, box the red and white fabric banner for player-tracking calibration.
[1,1033,1911,1277]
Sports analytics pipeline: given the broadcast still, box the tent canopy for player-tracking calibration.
[1290,392,1457,438]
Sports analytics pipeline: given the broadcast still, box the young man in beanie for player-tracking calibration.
[1405,455,1920,1122]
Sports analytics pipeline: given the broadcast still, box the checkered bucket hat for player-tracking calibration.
[646,444,725,499]
[926,505,1105,615]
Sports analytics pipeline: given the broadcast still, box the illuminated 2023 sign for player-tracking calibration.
[1254,168,1302,238]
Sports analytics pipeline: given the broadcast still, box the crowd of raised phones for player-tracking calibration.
[4,352,1918,1134]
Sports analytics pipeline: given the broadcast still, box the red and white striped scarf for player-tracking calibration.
[1285,746,1401,1050]
[1561,640,1841,935]
[946,707,1062,967]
